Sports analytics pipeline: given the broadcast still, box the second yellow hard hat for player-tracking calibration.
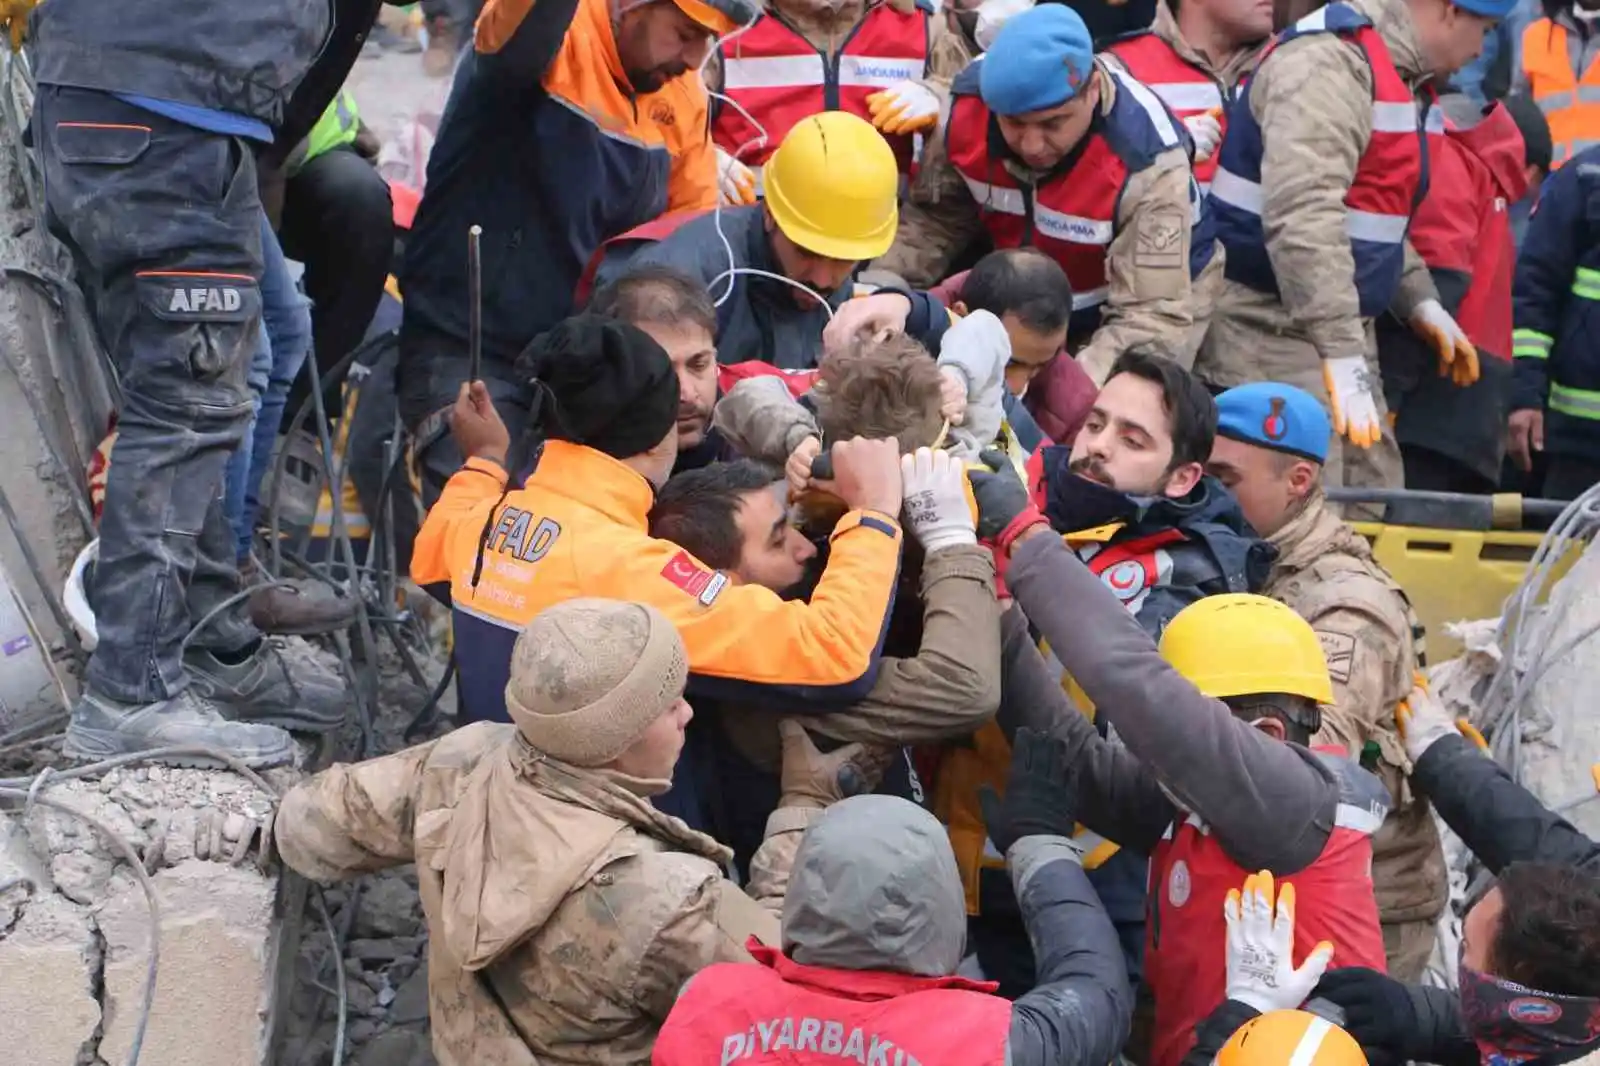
[1158,594,1335,706]
[763,111,900,263]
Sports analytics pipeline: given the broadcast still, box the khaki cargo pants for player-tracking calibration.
[1382,918,1438,982]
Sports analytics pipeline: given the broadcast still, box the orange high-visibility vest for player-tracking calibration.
[1522,18,1600,169]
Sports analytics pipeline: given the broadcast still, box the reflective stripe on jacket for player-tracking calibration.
[1522,18,1600,170]
[713,2,932,178]
[944,58,1216,336]
[1105,32,1229,191]
[1211,3,1428,318]
[1146,748,1390,1066]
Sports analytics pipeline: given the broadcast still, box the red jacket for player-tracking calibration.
[1409,100,1530,362]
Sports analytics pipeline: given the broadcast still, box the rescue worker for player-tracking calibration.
[978,491,1390,1066]
[277,596,890,1066]
[587,267,733,474]
[1510,141,1600,500]
[1199,0,1516,500]
[1204,382,1446,981]
[1313,681,1600,1066]
[591,112,953,370]
[1516,0,1600,171]
[924,0,1037,83]
[872,4,1222,384]
[705,0,937,205]
[412,316,909,726]
[1102,0,1275,197]
[653,732,1133,1066]
[1377,94,1530,495]
[399,0,753,504]
[28,0,352,765]
[939,351,1275,999]
[650,442,1000,870]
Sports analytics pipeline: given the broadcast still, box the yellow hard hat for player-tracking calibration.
[1218,1010,1368,1066]
[1158,594,1335,705]
[763,111,899,262]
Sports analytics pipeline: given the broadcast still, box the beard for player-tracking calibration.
[1068,454,1116,489]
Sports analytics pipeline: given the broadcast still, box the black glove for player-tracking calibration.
[968,450,1038,540]
[978,727,1079,855]
[1314,967,1469,1065]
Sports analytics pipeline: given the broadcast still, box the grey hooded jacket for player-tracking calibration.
[763,795,1132,1066]
[31,0,332,127]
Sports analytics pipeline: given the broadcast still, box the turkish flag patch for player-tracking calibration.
[660,550,726,605]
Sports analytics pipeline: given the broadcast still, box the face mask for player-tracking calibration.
[1457,964,1600,1066]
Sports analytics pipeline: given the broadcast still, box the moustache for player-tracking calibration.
[1069,457,1112,485]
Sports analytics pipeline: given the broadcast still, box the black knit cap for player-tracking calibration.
[516,314,681,460]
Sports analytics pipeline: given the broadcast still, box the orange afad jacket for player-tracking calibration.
[411,441,906,722]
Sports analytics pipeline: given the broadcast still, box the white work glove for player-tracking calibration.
[900,446,977,554]
[1395,674,1487,763]
[866,81,941,136]
[716,146,757,206]
[974,0,1035,50]
[1183,109,1222,163]
[1224,870,1334,1014]
[1322,354,1384,449]
[1410,298,1480,387]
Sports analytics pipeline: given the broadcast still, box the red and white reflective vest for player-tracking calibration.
[1104,32,1228,192]
[713,2,932,189]
[653,942,1013,1066]
[944,59,1212,333]
[1145,748,1392,1066]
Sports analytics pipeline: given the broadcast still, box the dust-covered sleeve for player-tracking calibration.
[711,377,821,464]
[276,739,443,881]
[627,855,765,1021]
[872,101,985,286]
[1250,36,1374,362]
[1076,150,1200,383]
[1391,238,1441,321]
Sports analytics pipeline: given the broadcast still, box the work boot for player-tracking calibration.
[63,689,296,769]
[247,578,359,636]
[422,16,460,77]
[186,638,349,734]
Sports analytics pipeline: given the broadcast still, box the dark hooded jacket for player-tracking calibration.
[655,795,1133,1066]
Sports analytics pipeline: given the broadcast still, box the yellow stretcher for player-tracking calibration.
[1330,489,1586,662]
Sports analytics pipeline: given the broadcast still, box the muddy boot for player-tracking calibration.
[63,689,296,768]
[422,16,460,77]
[246,565,359,636]
[186,638,349,734]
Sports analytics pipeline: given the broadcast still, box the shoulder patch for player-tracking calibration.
[1134,204,1186,270]
[661,550,727,606]
[1316,629,1357,684]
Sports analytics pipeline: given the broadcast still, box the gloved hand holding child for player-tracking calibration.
[777,719,896,809]
[1224,870,1334,1013]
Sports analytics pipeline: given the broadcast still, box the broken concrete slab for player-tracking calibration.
[0,892,101,1065]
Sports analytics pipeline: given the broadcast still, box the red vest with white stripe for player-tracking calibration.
[944,59,1215,336]
[1145,747,1391,1066]
[1105,33,1228,191]
[653,943,1013,1066]
[1209,3,1428,318]
[713,2,932,182]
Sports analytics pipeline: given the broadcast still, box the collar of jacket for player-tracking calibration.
[1266,489,1367,571]
[531,439,655,529]
[747,942,999,999]
[1150,0,1269,87]
[1355,0,1430,85]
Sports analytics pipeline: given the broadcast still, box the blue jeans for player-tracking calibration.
[224,211,313,562]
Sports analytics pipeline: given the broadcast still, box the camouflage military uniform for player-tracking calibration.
[873,61,1222,378]
[277,723,806,1066]
[1197,0,1439,500]
[1263,493,1448,980]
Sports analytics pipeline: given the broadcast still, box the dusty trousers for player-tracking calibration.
[1201,306,1402,517]
[34,86,263,703]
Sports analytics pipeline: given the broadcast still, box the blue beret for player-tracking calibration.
[1215,382,1330,464]
[979,5,1094,117]
[1450,0,1519,20]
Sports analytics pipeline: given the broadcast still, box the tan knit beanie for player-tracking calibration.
[504,598,688,766]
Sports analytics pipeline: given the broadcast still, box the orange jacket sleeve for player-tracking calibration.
[583,510,905,705]
[665,80,720,213]
[410,457,509,589]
